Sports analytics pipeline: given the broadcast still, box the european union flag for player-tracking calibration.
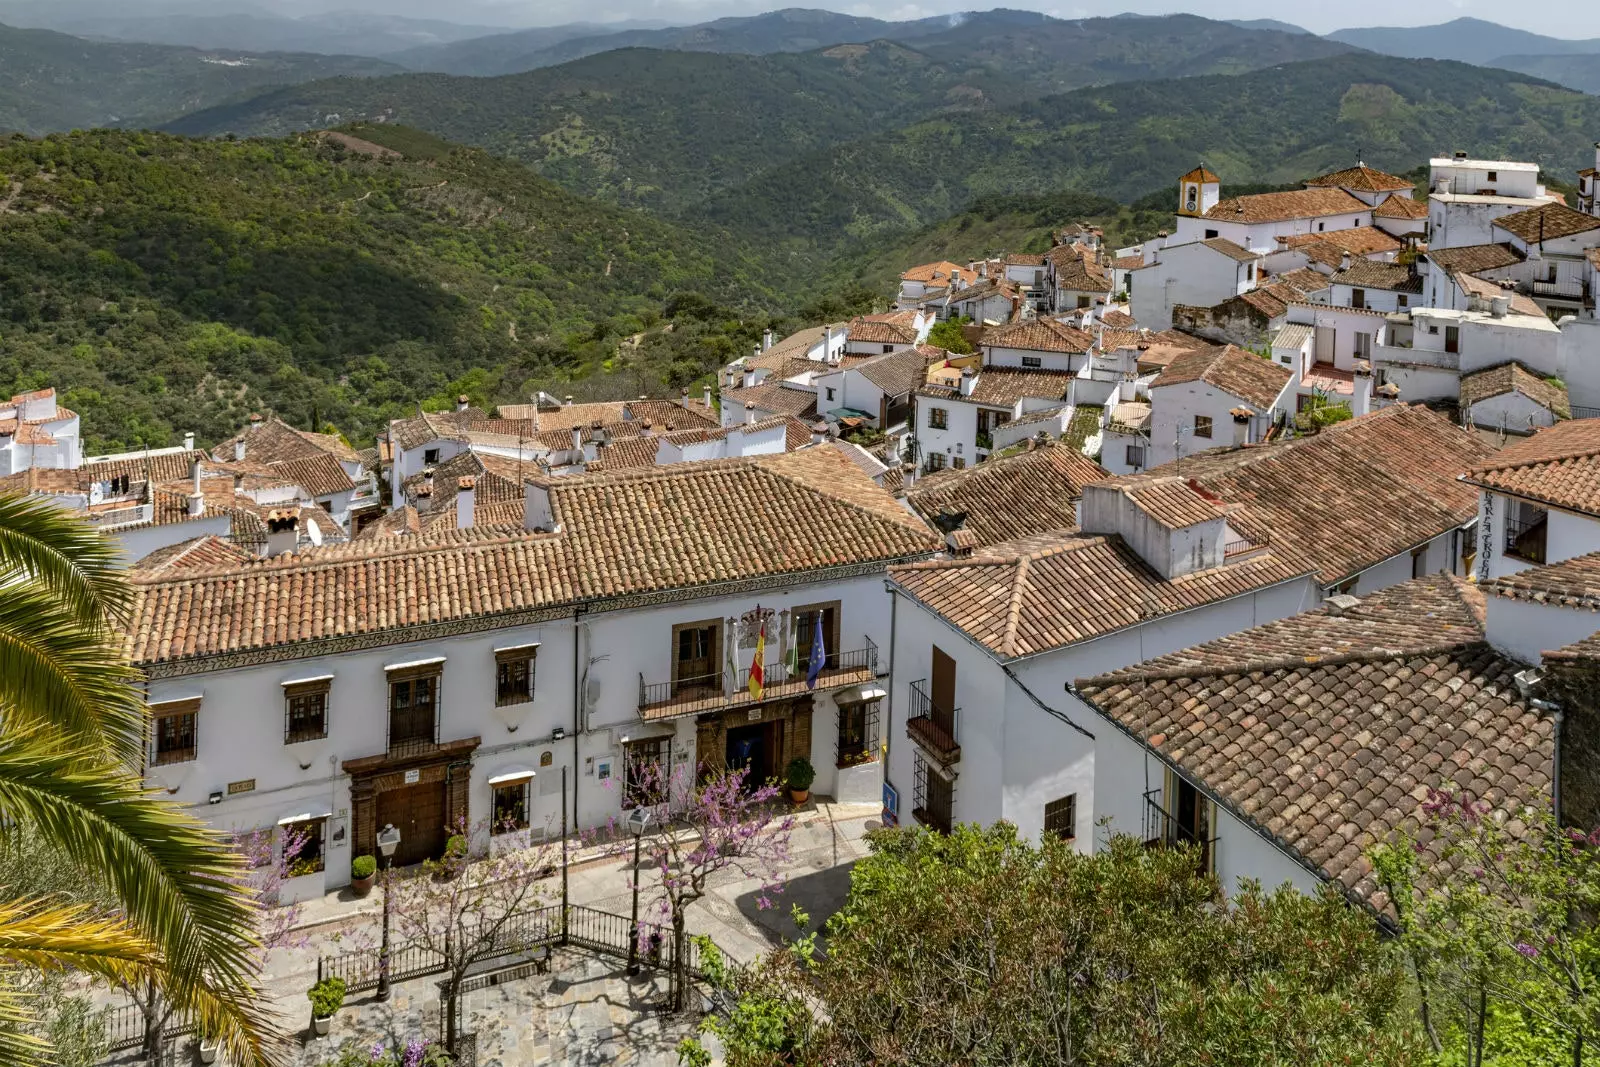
[806,612,826,690]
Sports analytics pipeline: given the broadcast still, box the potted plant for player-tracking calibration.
[785,757,815,805]
[350,854,376,897]
[197,1032,219,1064]
[307,976,346,1035]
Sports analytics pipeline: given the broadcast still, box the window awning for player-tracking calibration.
[384,657,445,672]
[488,768,536,785]
[277,809,332,825]
[280,675,334,688]
[836,684,887,703]
[492,642,540,655]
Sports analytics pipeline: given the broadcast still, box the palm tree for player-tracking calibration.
[0,493,282,1066]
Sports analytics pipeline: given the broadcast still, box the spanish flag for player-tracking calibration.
[748,618,766,701]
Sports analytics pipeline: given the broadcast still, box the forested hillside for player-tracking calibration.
[0,128,783,452]
[0,22,402,133]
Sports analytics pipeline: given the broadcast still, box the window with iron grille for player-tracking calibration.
[1125,444,1145,468]
[927,407,948,430]
[836,700,880,768]
[283,680,329,743]
[1194,415,1213,439]
[150,699,198,765]
[1021,355,1042,368]
[494,645,537,706]
[491,780,530,835]
[387,669,439,748]
[623,737,671,809]
[912,752,953,834]
[1044,794,1077,841]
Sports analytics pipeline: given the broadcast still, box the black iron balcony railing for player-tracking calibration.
[1504,514,1549,565]
[387,708,439,758]
[1142,788,1217,874]
[906,678,960,764]
[638,640,879,719]
[912,753,954,835]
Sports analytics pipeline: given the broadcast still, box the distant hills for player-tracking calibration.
[0,21,401,131]
[1326,17,1600,65]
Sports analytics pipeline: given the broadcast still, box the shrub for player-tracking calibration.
[351,855,376,880]
[445,834,468,858]
[785,757,816,791]
[307,976,346,1018]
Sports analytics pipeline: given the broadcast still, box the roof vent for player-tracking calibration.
[1513,668,1543,700]
[1322,593,1361,616]
[1453,150,1467,160]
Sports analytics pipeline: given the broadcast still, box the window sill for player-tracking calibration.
[152,752,196,766]
[836,754,878,771]
[286,732,329,745]
[494,696,535,708]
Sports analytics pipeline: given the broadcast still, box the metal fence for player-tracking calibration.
[102,1001,193,1054]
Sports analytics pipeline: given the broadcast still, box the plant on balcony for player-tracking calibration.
[307,976,346,1033]
[785,757,816,805]
[975,431,993,450]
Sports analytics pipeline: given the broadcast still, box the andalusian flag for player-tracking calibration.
[748,618,766,700]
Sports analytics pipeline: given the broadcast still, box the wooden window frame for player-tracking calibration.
[927,407,948,430]
[1044,794,1077,841]
[283,679,330,744]
[490,778,532,835]
[792,600,842,676]
[670,618,722,691]
[150,698,199,766]
[386,664,441,748]
[494,645,538,707]
[282,817,327,876]
[1193,415,1213,439]
[1020,355,1043,369]
[836,699,880,769]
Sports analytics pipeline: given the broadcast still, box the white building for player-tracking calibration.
[1146,344,1295,466]
[1372,302,1562,406]
[1428,153,1559,250]
[1464,420,1600,584]
[129,448,940,899]
[1580,144,1600,216]
[0,387,82,474]
[213,415,379,532]
[1488,202,1600,321]
[1130,238,1263,330]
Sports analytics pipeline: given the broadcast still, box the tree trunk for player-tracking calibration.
[140,978,165,1067]
[445,975,459,1054]
[671,912,688,1013]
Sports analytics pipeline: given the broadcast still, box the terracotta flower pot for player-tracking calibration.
[349,874,374,898]
[789,787,810,805]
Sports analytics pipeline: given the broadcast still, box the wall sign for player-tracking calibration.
[227,779,256,795]
[540,750,553,767]
[404,769,421,785]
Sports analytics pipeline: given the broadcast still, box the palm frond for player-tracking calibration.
[0,898,156,979]
[0,739,285,1067]
[0,588,146,767]
[0,980,48,1066]
[0,493,133,627]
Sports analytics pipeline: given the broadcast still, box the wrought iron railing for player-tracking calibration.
[1504,514,1549,564]
[387,707,440,757]
[912,752,954,834]
[906,679,960,764]
[1531,279,1589,300]
[103,1001,193,1053]
[1572,406,1600,421]
[638,640,879,716]
[1142,788,1218,873]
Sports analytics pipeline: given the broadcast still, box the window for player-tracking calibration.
[1125,444,1146,468]
[952,457,966,470]
[1076,295,1091,309]
[1328,577,1358,596]
[623,737,670,809]
[672,620,721,694]
[1044,794,1077,841]
[793,602,840,674]
[1445,326,1460,354]
[1487,170,1498,182]
[494,645,537,706]
[1354,332,1372,358]
[912,752,953,834]
[1353,218,1361,226]
[882,344,894,354]
[1317,222,1326,232]
[836,699,880,768]
[1397,294,1408,308]
[283,679,329,743]
[925,453,946,473]
[1545,263,1559,283]
[491,779,530,834]
[1185,184,1198,212]
[825,387,836,402]
[1193,415,1213,439]
[1351,288,1366,310]
[387,667,439,750]
[1204,228,1218,240]
[1411,546,1429,580]
[1020,355,1042,369]
[994,411,1010,426]
[283,817,326,876]
[150,698,198,765]
[423,448,440,465]
[1245,264,1254,281]
[927,407,948,430]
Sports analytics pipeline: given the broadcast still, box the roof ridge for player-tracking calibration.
[751,452,932,535]
[1080,639,1489,689]
[1000,554,1032,658]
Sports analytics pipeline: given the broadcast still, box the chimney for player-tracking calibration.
[1491,296,1510,318]
[744,402,757,427]
[1453,150,1467,160]
[1340,251,1353,272]
[1322,593,1361,617]
[182,431,195,451]
[824,325,834,361]
[811,421,828,445]
[958,368,976,397]
[186,458,205,518]
[571,426,583,453]
[233,436,246,462]
[703,384,713,410]
[523,480,557,533]
[743,369,756,389]
[248,413,263,432]
[264,507,300,558]
[455,475,475,529]
[416,466,435,511]
[763,329,774,351]
[455,394,470,413]
[1437,176,1453,195]
[901,461,915,490]
[640,421,655,438]
[564,395,574,407]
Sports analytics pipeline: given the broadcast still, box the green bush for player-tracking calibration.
[307,976,346,1018]
[350,855,376,880]
[785,757,816,791]
[445,834,468,858]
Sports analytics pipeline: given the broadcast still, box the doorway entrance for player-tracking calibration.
[376,780,449,867]
[725,720,779,787]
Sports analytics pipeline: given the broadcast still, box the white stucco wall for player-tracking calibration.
[1483,596,1597,667]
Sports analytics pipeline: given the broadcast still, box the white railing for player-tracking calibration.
[86,504,153,530]
[1373,343,1457,370]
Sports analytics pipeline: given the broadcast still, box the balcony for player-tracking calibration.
[975,431,993,450]
[1142,789,1217,874]
[637,641,879,721]
[387,708,439,759]
[1504,513,1548,564]
[1530,279,1589,301]
[906,679,960,765]
[86,503,154,530]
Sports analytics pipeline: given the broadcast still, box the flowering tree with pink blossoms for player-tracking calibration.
[125,825,309,1063]
[603,761,796,1012]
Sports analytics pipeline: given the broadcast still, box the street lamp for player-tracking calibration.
[375,823,401,1001]
[625,806,652,977]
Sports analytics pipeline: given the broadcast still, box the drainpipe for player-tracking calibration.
[883,582,899,810]
[571,607,586,837]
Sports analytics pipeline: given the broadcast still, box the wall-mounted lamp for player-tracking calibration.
[208,791,224,805]
[551,726,566,741]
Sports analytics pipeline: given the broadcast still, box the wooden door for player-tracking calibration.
[931,645,956,733]
[377,781,448,867]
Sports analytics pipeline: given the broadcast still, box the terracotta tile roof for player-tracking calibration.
[1151,344,1293,411]
[1460,363,1570,418]
[1180,165,1220,183]
[132,535,256,574]
[1099,309,1136,327]
[1284,227,1404,257]
[901,260,967,284]
[1463,419,1600,516]
[268,453,357,498]
[1305,164,1414,193]
[357,505,423,540]
[1205,188,1367,224]
[389,408,490,452]
[1284,240,1348,270]
[967,368,1075,408]
[587,434,661,472]
[982,318,1094,354]
[1278,268,1332,293]
[1424,243,1524,275]
[1200,237,1259,262]
[493,403,539,420]
[1004,252,1045,266]
[530,401,628,433]
[890,530,1309,659]
[1452,272,1546,317]
[1096,327,1143,351]
[1076,575,1552,911]
[212,417,347,467]
[1373,194,1429,220]
[1109,255,1146,271]
[1486,551,1600,611]
[1331,260,1423,293]
[623,399,719,432]
[1139,405,1493,583]
[1493,202,1600,244]
[846,319,919,345]
[905,442,1107,548]
[721,381,819,420]
[856,347,944,398]
[1047,246,1112,291]
[1232,285,1296,319]
[128,449,938,666]
[84,450,207,487]
[1112,477,1231,529]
